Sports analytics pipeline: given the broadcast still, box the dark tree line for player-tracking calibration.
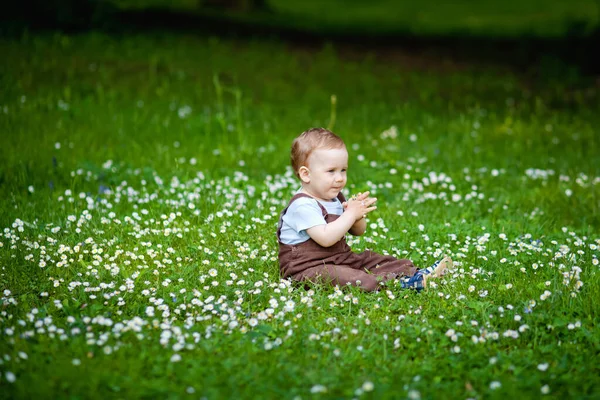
[203,0,270,12]
[2,0,111,29]
[1,0,270,30]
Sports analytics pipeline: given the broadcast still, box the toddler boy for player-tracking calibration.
[277,127,450,292]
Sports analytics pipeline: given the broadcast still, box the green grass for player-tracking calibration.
[0,30,599,399]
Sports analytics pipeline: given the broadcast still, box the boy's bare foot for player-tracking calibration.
[433,256,453,277]
[400,256,454,291]
[422,256,453,288]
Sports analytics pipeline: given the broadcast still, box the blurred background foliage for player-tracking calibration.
[121,0,600,37]
[2,0,599,38]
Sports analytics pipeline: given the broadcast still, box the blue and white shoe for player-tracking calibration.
[401,257,453,292]
[401,271,426,292]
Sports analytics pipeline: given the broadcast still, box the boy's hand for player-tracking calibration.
[342,191,377,222]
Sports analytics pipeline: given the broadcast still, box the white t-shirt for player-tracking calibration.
[279,195,344,245]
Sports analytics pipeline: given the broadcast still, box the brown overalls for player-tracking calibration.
[277,193,418,292]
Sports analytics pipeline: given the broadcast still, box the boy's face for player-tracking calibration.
[299,147,348,201]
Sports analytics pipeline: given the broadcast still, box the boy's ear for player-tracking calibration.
[298,166,310,183]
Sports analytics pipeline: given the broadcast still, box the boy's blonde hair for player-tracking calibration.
[291,127,346,179]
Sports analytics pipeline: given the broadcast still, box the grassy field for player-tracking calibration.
[0,29,599,399]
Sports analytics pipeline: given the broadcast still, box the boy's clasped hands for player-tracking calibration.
[342,191,377,221]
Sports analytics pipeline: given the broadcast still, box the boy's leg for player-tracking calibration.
[294,264,381,292]
[356,252,418,279]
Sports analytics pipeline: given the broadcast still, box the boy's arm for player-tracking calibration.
[306,212,360,247]
[348,218,367,236]
[346,191,375,237]
[306,195,376,247]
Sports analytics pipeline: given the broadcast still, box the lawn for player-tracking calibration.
[0,27,599,399]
